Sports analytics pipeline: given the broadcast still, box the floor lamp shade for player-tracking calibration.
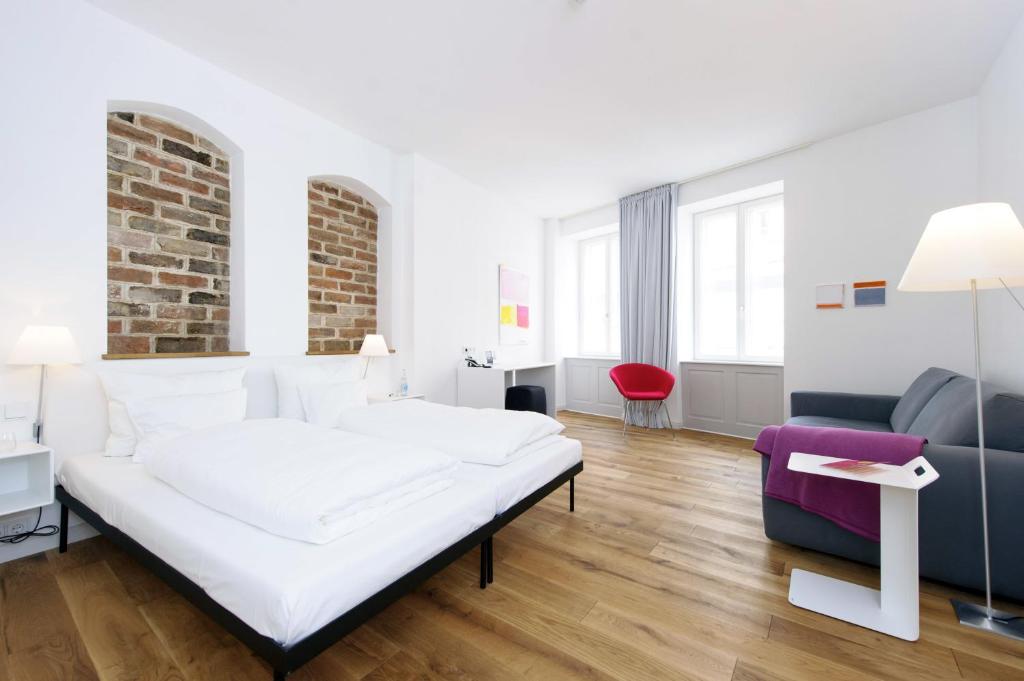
[898,202,1024,642]
[7,325,81,365]
[898,203,1024,292]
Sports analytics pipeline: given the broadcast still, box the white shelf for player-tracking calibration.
[0,443,54,516]
[369,393,425,403]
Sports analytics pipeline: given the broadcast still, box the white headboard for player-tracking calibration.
[43,354,376,469]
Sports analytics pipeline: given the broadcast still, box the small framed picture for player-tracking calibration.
[484,350,494,366]
[853,280,886,307]
[816,283,845,309]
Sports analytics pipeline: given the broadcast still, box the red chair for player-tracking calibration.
[609,363,677,437]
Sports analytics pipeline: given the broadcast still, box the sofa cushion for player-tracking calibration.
[890,367,959,433]
[787,415,894,433]
[985,392,1024,453]
[906,376,994,446]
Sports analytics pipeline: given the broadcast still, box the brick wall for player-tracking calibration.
[307,180,378,353]
[106,112,232,354]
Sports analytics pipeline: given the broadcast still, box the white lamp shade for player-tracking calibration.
[899,202,1024,292]
[358,334,390,357]
[7,325,81,365]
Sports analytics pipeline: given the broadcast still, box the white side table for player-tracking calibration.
[368,394,425,403]
[0,442,54,516]
[786,452,939,641]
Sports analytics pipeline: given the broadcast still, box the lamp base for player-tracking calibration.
[951,599,1024,641]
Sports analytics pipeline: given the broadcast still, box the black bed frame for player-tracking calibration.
[55,461,581,680]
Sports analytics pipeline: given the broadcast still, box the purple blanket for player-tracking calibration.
[753,425,925,541]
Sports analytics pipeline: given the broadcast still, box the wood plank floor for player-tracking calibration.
[3,411,1024,680]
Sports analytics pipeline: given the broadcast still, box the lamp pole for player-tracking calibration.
[969,279,993,616]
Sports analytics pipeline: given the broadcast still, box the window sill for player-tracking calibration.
[101,351,250,360]
[564,355,621,361]
[306,349,396,356]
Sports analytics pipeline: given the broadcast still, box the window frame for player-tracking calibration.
[577,231,620,358]
[692,193,783,363]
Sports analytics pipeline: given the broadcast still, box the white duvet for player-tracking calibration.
[143,419,458,544]
[335,400,565,466]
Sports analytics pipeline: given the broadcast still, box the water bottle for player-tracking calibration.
[400,370,409,397]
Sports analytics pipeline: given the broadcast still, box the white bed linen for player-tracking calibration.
[335,400,565,465]
[144,419,457,544]
[456,435,583,515]
[59,453,493,645]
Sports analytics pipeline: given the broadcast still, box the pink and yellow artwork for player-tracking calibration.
[499,265,529,345]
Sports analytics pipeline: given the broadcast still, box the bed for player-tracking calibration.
[56,440,582,679]
[457,434,582,515]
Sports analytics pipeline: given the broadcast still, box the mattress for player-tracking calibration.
[58,453,494,645]
[455,435,582,515]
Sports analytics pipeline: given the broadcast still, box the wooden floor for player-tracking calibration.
[2,411,1023,681]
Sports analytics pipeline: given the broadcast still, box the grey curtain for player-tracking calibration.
[619,184,677,427]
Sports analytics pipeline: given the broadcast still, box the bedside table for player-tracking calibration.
[0,442,54,516]
[368,393,426,403]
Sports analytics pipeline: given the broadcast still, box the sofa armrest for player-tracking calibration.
[790,391,900,422]
[917,443,1024,596]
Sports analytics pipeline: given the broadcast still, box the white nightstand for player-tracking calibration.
[0,442,54,516]
[369,393,426,403]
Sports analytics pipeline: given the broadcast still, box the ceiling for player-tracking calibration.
[89,0,1024,218]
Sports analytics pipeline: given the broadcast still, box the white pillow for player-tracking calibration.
[126,388,248,463]
[274,363,361,420]
[98,368,245,457]
[298,379,369,428]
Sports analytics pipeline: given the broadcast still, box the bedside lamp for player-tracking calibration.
[358,334,390,379]
[7,325,81,443]
[899,202,1024,641]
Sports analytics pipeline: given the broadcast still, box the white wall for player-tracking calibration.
[978,12,1024,391]
[686,99,982,401]
[409,155,545,405]
[556,98,983,420]
[0,1,546,561]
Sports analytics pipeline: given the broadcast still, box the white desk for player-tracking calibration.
[456,362,556,418]
[786,452,939,641]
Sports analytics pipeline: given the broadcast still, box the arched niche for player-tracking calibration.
[105,101,245,356]
[306,175,392,354]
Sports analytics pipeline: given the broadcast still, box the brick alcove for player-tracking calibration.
[307,179,379,353]
[106,111,236,356]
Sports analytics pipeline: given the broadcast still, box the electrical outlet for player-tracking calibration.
[5,513,33,537]
[0,523,8,539]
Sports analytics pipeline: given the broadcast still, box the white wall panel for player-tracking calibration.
[563,357,622,418]
[682,362,783,438]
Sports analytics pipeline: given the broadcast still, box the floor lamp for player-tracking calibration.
[899,202,1024,641]
[6,325,81,444]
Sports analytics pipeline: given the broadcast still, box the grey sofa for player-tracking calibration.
[762,367,1024,602]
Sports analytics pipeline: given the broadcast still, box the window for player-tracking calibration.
[693,195,783,361]
[578,232,620,356]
